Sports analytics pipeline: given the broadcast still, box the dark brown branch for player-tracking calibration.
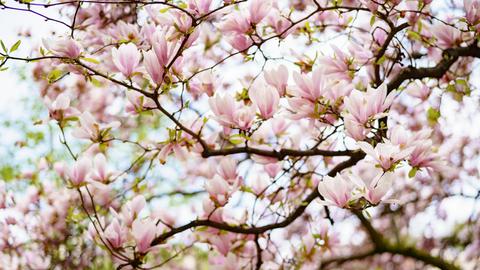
[319,249,376,269]
[373,22,410,86]
[202,146,355,159]
[352,211,460,270]
[387,43,480,92]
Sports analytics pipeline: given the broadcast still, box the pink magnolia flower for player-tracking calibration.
[220,14,251,34]
[430,23,462,49]
[111,43,141,77]
[317,174,354,208]
[217,157,237,182]
[249,82,280,119]
[409,140,444,171]
[131,218,158,253]
[126,90,146,114]
[318,46,352,81]
[464,0,480,26]
[209,93,237,127]
[158,141,188,164]
[348,169,394,205]
[251,175,270,195]
[188,0,212,15]
[205,175,232,206]
[248,0,272,24]
[266,11,294,37]
[43,38,81,58]
[72,111,120,142]
[343,83,395,124]
[114,195,146,226]
[360,0,379,12]
[234,105,256,130]
[344,115,370,141]
[358,141,414,171]
[287,97,316,120]
[292,69,325,101]
[104,218,127,249]
[44,93,72,121]
[143,50,164,84]
[264,162,282,178]
[189,71,217,98]
[171,10,194,34]
[68,157,90,187]
[209,233,234,256]
[405,81,431,100]
[109,21,140,42]
[271,117,290,135]
[228,34,253,51]
[91,153,115,183]
[151,30,179,67]
[264,64,289,96]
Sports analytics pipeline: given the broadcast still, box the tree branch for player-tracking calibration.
[352,210,460,270]
[387,42,480,92]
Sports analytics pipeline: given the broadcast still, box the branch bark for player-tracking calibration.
[387,42,480,92]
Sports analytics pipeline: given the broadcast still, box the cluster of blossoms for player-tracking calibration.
[0,0,479,269]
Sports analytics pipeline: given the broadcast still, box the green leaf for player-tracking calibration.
[47,69,64,83]
[90,78,102,87]
[370,15,376,27]
[375,55,386,65]
[10,40,21,53]
[228,134,244,145]
[408,167,418,178]
[426,107,440,124]
[81,57,100,64]
[406,30,422,41]
[159,7,171,13]
[0,40,7,53]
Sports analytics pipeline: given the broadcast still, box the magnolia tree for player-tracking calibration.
[0,0,479,269]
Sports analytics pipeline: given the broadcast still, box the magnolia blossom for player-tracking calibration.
[209,93,237,127]
[143,50,164,84]
[343,84,395,140]
[188,0,212,15]
[348,170,394,205]
[292,69,325,101]
[189,71,217,98]
[343,83,395,124]
[104,218,127,249]
[264,64,289,96]
[264,163,282,178]
[72,112,120,142]
[206,175,234,206]
[68,157,90,186]
[43,38,81,58]
[111,43,141,77]
[113,195,146,226]
[249,82,280,119]
[464,0,480,26]
[220,14,250,34]
[91,153,115,183]
[317,174,354,208]
[131,218,158,253]
[248,0,272,24]
[405,81,431,100]
[44,93,72,121]
[318,45,352,81]
[358,141,414,171]
[228,34,253,51]
[409,140,443,171]
[217,157,238,182]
